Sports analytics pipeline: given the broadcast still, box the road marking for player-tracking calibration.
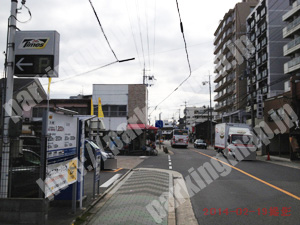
[191,149,300,201]
[102,168,123,173]
[100,174,122,188]
[168,155,172,170]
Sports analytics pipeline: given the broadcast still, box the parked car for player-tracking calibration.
[194,139,207,149]
[84,140,117,170]
[20,135,41,155]
[0,149,41,198]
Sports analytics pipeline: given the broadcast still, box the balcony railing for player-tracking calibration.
[288,56,300,68]
[285,16,300,33]
[284,36,300,53]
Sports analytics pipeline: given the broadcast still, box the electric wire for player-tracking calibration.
[88,0,119,61]
[145,0,151,70]
[135,0,146,69]
[152,0,157,73]
[149,0,194,116]
[42,61,118,85]
[125,0,142,69]
[175,0,192,75]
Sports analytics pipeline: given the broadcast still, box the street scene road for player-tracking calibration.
[132,142,300,224]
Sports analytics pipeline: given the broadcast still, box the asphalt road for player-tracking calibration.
[137,142,300,225]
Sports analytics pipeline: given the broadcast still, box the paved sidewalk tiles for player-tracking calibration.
[88,170,170,225]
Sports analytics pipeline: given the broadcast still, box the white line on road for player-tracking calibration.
[100,174,122,188]
[168,155,172,170]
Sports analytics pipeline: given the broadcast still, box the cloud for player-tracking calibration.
[0,0,242,123]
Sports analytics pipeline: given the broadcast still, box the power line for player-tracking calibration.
[42,61,118,85]
[175,0,192,75]
[88,0,119,61]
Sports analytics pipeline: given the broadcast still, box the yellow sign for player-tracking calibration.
[67,159,78,183]
[91,98,94,115]
[98,97,104,118]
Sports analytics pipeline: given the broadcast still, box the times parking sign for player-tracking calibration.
[14,31,59,77]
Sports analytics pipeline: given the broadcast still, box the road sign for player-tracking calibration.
[155,120,163,128]
[14,55,54,75]
[14,31,60,77]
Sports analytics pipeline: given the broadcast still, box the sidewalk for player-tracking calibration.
[73,168,198,225]
[256,155,300,170]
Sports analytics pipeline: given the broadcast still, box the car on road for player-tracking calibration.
[194,139,207,149]
[84,140,117,170]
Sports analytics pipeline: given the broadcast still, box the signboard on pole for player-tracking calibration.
[43,112,79,199]
[14,31,59,77]
[47,112,77,160]
[155,120,163,128]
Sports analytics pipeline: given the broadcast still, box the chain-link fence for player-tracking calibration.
[0,135,42,198]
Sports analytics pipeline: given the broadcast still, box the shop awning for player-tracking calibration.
[127,124,158,130]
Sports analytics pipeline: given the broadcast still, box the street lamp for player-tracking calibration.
[202,75,212,146]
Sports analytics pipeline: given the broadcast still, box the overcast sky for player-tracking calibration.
[0,0,242,124]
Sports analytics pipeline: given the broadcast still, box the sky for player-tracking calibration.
[0,0,242,125]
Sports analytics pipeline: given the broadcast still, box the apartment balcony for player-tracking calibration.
[214,82,222,92]
[214,70,224,83]
[214,73,234,92]
[283,0,300,22]
[214,93,222,101]
[214,91,227,101]
[283,16,300,38]
[214,52,221,64]
[284,56,300,74]
[214,103,226,112]
[283,36,300,56]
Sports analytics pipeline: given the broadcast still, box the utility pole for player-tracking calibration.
[1,0,18,198]
[203,76,212,146]
[248,59,255,129]
[159,112,162,150]
[208,75,212,146]
[183,101,187,129]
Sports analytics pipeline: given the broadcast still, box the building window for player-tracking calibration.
[32,107,45,118]
[102,105,127,117]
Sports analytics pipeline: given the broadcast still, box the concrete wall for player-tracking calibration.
[92,84,128,105]
[0,198,48,225]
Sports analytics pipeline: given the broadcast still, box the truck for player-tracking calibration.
[214,123,256,160]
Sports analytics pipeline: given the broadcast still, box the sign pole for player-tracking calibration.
[0,0,18,198]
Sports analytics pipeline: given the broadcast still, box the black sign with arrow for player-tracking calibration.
[14,55,54,77]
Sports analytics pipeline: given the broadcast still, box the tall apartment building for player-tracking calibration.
[246,0,291,124]
[283,0,300,78]
[213,0,259,123]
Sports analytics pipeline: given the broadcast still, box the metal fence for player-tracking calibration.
[0,135,42,198]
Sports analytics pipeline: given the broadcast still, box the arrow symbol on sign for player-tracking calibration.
[16,58,33,71]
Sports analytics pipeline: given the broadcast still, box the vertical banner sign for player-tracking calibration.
[91,98,94,116]
[98,97,104,118]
